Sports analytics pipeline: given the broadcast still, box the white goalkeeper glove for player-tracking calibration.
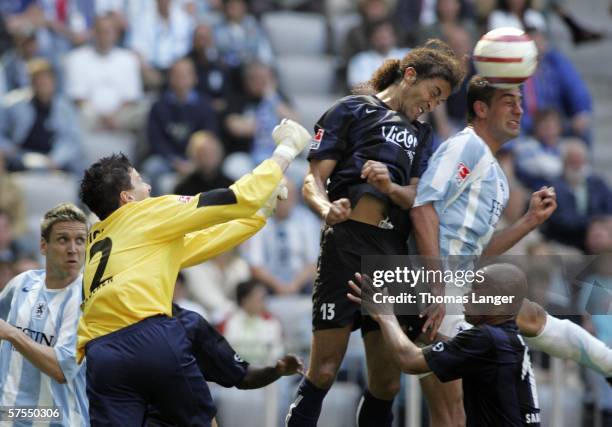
[272,118,311,162]
[258,178,289,218]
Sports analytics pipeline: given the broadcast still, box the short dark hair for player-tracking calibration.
[364,38,465,94]
[466,75,497,123]
[236,279,262,306]
[80,153,134,220]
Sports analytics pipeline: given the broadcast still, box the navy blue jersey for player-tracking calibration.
[308,95,433,237]
[173,304,249,387]
[423,321,540,426]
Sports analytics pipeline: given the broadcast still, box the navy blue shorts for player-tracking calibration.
[85,315,216,427]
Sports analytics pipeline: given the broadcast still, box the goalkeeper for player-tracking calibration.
[77,119,311,427]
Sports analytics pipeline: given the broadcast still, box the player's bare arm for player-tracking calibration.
[238,354,304,390]
[482,186,557,257]
[409,203,446,340]
[360,160,417,209]
[0,319,66,383]
[347,274,429,375]
[303,159,351,225]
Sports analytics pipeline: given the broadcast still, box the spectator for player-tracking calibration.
[430,25,475,141]
[393,0,425,46]
[417,0,478,46]
[183,249,250,324]
[187,22,234,114]
[0,15,12,56]
[12,254,40,276]
[172,272,208,319]
[487,0,546,31]
[0,25,45,94]
[219,280,284,365]
[0,151,26,237]
[580,219,612,426]
[224,61,298,160]
[243,181,319,295]
[341,0,392,68]
[346,19,410,88]
[65,14,143,132]
[174,131,232,196]
[4,1,95,64]
[543,140,612,250]
[143,57,218,193]
[0,260,12,292]
[213,0,274,73]
[126,0,194,88]
[514,109,564,190]
[0,58,83,174]
[522,25,593,143]
[0,210,22,264]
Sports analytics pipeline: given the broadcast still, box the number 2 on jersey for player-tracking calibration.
[89,237,113,293]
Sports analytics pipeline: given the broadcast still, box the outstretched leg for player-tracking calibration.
[286,326,351,427]
[359,330,402,427]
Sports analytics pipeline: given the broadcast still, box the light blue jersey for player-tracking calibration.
[0,270,88,427]
[415,127,509,257]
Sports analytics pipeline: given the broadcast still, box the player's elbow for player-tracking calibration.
[397,356,420,375]
[54,371,67,384]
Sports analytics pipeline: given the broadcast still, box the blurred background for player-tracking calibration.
[0,0,610,425]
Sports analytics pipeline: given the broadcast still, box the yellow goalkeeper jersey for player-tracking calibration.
[77,159,281,361]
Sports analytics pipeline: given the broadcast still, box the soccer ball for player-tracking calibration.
[473,27,538,89]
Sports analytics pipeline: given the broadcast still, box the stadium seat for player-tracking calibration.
[329,12,360,55]
[13,171,79,235]
[276,55,338,97]
[81,131,137,167]
[293,94,339,133]
[267,295,312,355]
[324,0,357,16]
[262,12,328,56]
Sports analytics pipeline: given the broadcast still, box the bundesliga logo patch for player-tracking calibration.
[177,195,193,204]
[456,162,471,184]
[310,129,324,150]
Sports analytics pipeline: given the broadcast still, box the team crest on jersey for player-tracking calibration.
[32,302,46,320]
[456,162,471,184]
[177,195,193,204]
[311,129,324,150]
[432,342,445,352]
[234,353,245,363]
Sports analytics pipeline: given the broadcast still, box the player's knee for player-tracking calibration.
[368,378,401,400]
[308,363,339,389]
[517,300,547,337]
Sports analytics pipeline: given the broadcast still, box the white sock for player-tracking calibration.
[523,314,612,377]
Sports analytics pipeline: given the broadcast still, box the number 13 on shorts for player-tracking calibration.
[320,303,335,320]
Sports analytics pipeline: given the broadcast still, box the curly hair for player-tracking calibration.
[363,38,465,94]
[80,153,134,220]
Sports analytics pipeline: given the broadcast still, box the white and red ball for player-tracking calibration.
[473,27,538,88]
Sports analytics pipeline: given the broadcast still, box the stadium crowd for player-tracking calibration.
[0,0,610,426]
